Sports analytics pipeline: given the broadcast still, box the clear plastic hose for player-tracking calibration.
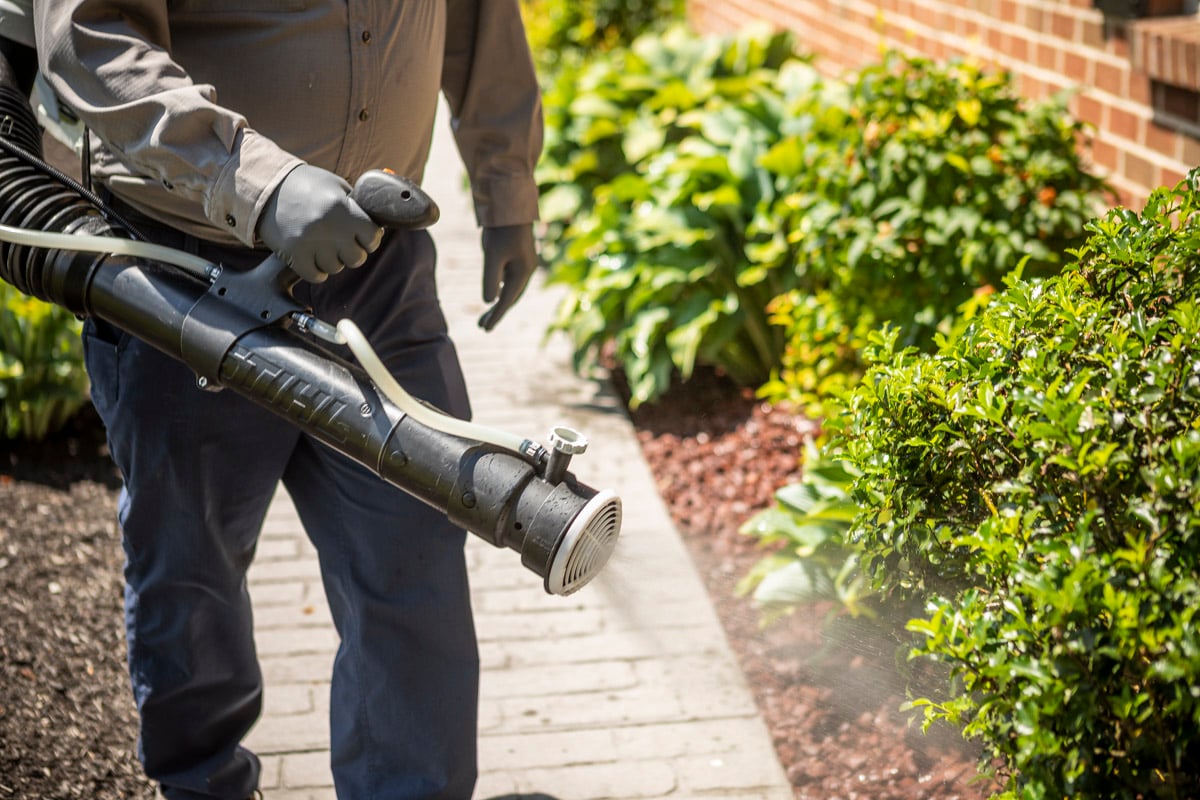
[335,318,537,456]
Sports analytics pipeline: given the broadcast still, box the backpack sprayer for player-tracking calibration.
[0,46,621,596]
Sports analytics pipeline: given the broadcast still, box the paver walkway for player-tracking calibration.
[241,107,794,800]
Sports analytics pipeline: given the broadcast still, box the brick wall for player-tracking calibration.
[687,0,1200,208]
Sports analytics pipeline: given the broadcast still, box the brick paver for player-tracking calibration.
[242,106,794,800]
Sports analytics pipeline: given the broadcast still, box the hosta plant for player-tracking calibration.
[541,26,812,405]
[737,445,874,624]
[537,23,803,261]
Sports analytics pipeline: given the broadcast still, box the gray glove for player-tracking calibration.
[479,224,537,331]
[258,165,383,283]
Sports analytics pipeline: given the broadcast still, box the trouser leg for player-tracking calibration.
[85,311,300,800]
[89,220,479,799]
[285,229,479,799]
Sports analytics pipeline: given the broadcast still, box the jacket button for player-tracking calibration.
[225,214,236,227]
[359,108,370,122]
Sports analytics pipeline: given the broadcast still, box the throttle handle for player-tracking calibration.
[351,169,440,229]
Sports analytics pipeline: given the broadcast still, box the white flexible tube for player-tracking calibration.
[0,221,543,458]
[0,223,217,279]
[336,318,534,455]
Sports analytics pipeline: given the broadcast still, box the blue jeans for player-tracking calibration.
[83,226,479,800]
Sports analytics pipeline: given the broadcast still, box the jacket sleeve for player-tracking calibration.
[33,0,301,244]
[442,0,543,228]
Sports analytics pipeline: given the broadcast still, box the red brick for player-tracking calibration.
[1183,37,1200,89]
[1181,135,1200,168]
[1091,138,1121,173]
[1037,42,1059,71]
[1051,10,1076,40]
[1145,119,1181,159]
[1021,73,1051,100]
[1025,5,1045,31]
[1116,185,1140,212]
[1009,31,1032,61]
[1124,150,1157,188]
[927,5,948,31]
[1136,29,1160,75]
[1075,92,1105,126]
[1161,167,1187,189]
[1109,106,1142,140]
[1129,73,1152,105]
[1160,36,1179,85]
[999,0,1018,23]
[1060,51,1087,83]
[1046,77,1070,96]
[1094,61,1125,95]
[694,3,737,33]
[1082,18,1105,49]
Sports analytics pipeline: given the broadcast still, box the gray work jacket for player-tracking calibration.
[33,0,543,245]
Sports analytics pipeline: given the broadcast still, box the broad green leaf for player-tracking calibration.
[539,184,584,223]
[753,561,835,607]
[623,117,667,164]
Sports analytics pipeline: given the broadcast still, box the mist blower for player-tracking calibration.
[0,47,621,596]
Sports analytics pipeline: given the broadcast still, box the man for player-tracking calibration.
[33,1,542,798]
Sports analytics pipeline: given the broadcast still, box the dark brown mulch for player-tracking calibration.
[1,368,997,800]
[0,407,155,799]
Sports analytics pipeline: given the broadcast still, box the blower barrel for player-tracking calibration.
[86,258,621,594]
[0,50,621,595]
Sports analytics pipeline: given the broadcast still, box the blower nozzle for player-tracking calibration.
[0,49,621,595]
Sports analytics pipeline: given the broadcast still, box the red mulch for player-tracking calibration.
[623,366,998,800]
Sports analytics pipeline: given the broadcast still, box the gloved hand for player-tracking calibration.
[257,165,383,283]
[479,224,537,331]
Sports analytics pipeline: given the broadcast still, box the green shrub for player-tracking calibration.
[0,284,90,441]
[757,52,1112,415]
[829,174,1200,798]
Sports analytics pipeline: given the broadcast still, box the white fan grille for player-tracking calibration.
[547,490,622,595]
